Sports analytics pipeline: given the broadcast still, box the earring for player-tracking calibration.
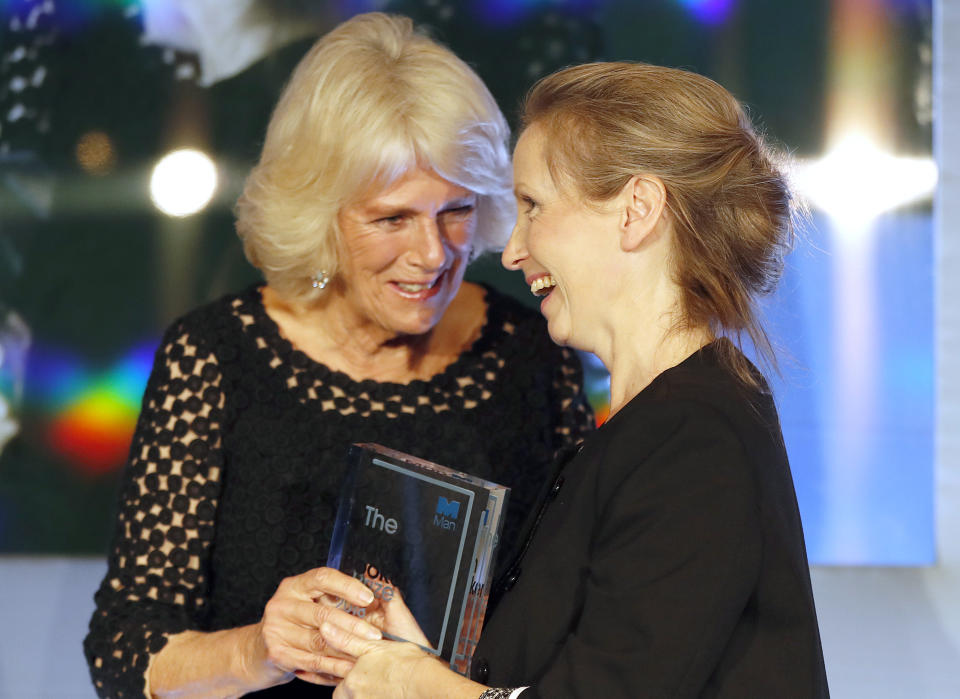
[311,270,330,290]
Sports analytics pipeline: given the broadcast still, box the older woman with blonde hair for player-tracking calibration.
[321,61,829,699]
[83,13,593,698]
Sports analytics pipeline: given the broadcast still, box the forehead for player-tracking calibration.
[513,125,548,174]
[350,166,474,211]
[513,124,573,200]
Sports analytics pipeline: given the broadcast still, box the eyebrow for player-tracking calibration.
[364,194,478,217]
[440,194,478,209]
[365,205,416,218]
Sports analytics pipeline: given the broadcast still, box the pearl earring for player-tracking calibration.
[311,270,330,290]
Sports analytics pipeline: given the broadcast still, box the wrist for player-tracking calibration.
[149,627,284,699]
[410,654,487,699]
[235,623,283,689]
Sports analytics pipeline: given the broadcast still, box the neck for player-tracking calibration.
[261,283,483,382]
[603,324,713,417]
[587,266,712,417]
[323,294,428,368]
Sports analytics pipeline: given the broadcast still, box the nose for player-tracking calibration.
[411,217,447,270]
[501,220,528,271]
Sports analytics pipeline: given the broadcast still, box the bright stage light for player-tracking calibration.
[149,148,218,217]
[793,132,937,232]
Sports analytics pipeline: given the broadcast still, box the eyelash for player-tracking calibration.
[441,204,476,217]
[375,204,477,226]
[520,196,538,214]
[375,204,475,226]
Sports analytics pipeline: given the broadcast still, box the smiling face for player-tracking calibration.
[334,166,478,341]
[503,124,622,351]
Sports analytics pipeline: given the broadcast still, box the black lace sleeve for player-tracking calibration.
[83,319,227,698]
[551,346,595,452]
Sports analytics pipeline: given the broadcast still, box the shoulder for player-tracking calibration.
[168,286,255,332]
[599,392,748,471]
[156,286,258,361]
[577,393,761,560]
[628,341,778,447]
[591,361,768,501]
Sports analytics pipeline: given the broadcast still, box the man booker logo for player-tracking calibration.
[433,496,460,531]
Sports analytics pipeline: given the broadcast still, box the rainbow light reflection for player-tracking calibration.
[27,341,156,474]
[578,351,611,426]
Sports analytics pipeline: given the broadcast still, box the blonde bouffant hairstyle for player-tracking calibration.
[235,13,514,302]
[521,62,796,387]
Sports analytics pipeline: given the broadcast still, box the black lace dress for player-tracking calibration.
[83,284,594,698]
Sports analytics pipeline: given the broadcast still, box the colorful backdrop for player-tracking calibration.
[0,0,935,564]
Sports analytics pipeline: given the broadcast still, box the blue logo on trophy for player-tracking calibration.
[434,496,460,530]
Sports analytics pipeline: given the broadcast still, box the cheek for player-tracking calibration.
[446,216,477,255]
[344,235,403,275]
[524,222,547,260]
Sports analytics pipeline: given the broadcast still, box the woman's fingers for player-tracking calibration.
[277,646,355,679]
[320,621,383,658]
[274,597,382,641]
[261,619,359,672]
[320,604,384,641]
[294,670,344,687]
[270,622,342,657]
[381,589,431,648]
[298,567,375,607]
[259,568,384,679]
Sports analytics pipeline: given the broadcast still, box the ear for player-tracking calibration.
[619,175,667,252]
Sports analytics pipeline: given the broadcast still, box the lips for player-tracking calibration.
[396,279,438,293]
[391,270,445,299]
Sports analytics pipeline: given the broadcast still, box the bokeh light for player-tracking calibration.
[75,130,116,175]
[149,148,218,217]
[677,0,737,25]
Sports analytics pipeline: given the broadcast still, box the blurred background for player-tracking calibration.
[1,0,957,696]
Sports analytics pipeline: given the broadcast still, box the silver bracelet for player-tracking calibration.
[479,689,523,699]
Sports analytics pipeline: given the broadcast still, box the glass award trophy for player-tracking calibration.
[327,443,509,675]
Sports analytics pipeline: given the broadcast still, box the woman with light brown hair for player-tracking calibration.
[83,13,594,698]
[322,61,829,699]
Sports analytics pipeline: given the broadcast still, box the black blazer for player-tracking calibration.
[472,342,829,698]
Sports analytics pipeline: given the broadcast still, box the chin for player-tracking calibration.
[386,298,451,334]
[545,322,572,348]
[395,314,444,338]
